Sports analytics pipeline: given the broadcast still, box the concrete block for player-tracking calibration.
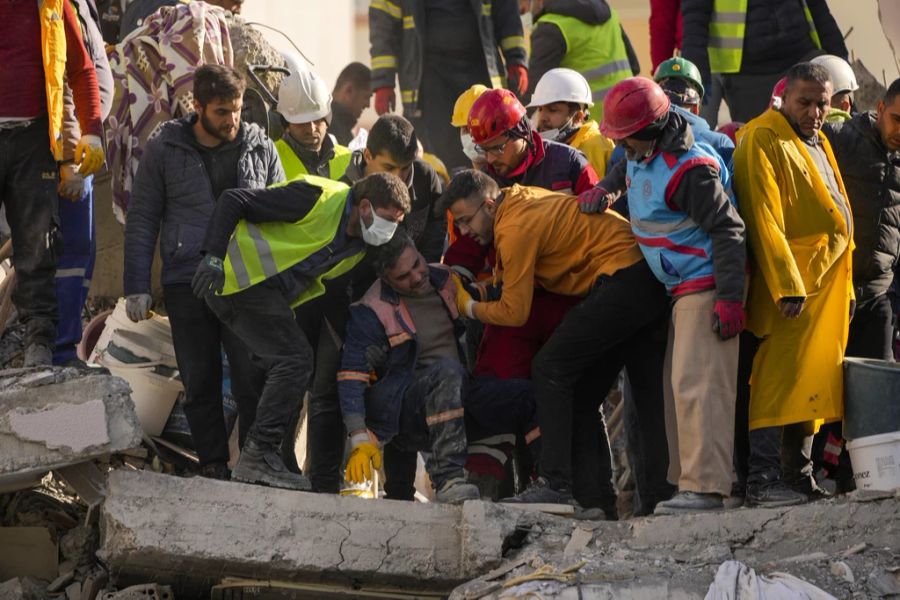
[0,369,142,490]
[100,470,522,596]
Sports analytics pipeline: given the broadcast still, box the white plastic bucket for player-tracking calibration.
[101,360,183,436]
[846,431,900,492]
[89,298,176,366]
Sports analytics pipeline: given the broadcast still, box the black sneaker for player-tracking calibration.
[232,439,312,491]
[500,477,580,506]
[653,491,724,515]
[199,462,231,481]
[745,480,807,508]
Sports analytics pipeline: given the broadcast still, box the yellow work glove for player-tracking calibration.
[74,134,105,176]
[450,273,477,319]
[58,163,85,201]
[345,442,383,484]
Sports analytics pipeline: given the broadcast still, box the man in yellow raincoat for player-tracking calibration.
[734,62,854,508]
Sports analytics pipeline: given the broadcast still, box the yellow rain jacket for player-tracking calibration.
[733,109,854,431]
[569,120,614,178]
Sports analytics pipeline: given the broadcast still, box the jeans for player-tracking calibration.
[53,175,96,364]
[206,279,313,449]
[166,284,265,465]
[747,423,812,487]
[532,260,670,507]
[0,118,59,347]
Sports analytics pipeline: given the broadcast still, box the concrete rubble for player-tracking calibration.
[0,369,142,493]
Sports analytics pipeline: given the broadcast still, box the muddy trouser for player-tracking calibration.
[385,358,470,491]
[53,175,95,364]
[206,279,313,450]
[663,289,738,496]
[166,283,265,466]
[383,374,534,500]
[532,260,670,508]
[0,118,60,348]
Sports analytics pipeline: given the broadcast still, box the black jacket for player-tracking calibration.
[124,117,284,295]
[825,112,900,300]
[681,0,847,85]
[328,101,357,146]
[341,151,447,264]
[528,0,640,99]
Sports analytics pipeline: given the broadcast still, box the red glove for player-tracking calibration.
[374,87,395,115]
[507,64,528,96]
[577,186,612,214]
[713,300,745,340]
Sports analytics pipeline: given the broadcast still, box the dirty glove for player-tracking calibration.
[578,186,613,214]
[451,273,477,319]
[713,300,745,340]
[507,64,528,96]
[58,163,85,201]
[374,87,395,115]
[345,441,383,484]
[779,296,805,319]
[191,254,225,299]
[125,293,152,322]
[365,344,389,371]
[74,134,105,176]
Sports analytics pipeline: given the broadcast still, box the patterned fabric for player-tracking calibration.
[106,3,232,221]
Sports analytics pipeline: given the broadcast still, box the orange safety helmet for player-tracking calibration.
[601,77,671,139]
[467,89,527,145]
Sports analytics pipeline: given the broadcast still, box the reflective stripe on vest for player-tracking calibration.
[275,138,352,182]
[222,175,365,308]
[536,9,632,120]
[626,145,727,293]
[709,0,822,74]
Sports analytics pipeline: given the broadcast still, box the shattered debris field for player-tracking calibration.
[1,368,898,599]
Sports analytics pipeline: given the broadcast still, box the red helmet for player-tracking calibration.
[769,77,787,109]
[468,89,527,145]
[716,121,744,144]
[601,77,671,139]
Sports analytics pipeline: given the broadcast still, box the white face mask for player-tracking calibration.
[360,211,398,246]
[538,117,575,143]
[460,132,482,161]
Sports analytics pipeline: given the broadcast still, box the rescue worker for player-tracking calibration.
[815,79,900,491]
[653,56,735,165]
[125,65,282,479]
[682,0,847,124]
[1,0,105,367]
[369,0,528,171]
[341,114,447,264]
[442,170,671,514]
[275,67,351,181]
[581,77,747,514]
[812,54,858,122]
[527,0,640,120]
[733,62,853,507]
[528,68,616,177]
[328,62,372,146]
[192,173,411,490]
[54,0,113,365]
[339,232,536,504]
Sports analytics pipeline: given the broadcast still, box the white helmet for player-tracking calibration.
[527,68,593,108]
[811,55,859,94]
[277,67,332,124]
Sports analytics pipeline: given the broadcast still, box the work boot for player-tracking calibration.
[745,480,806,508]
[653,491,724,515]
[435,478,480,504]
[500,477,580,507]
[467,471,503,501]
[22,343,53,368]
[232,439,311,491]
[199,462,231,481]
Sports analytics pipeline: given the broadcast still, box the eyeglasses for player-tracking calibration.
[477,139,510,158]
[455,200,486,228]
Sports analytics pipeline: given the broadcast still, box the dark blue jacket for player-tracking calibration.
[673,106,734,168]
[124,116,284,295]
[338,266,466,442]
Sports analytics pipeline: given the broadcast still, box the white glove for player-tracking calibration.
[58,163,85,201]
[125,294,152,322]
[74,134,105,176]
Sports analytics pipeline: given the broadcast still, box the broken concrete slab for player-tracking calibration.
[0,369,142,491]
[100,470,522,597]
[0,577,50,600]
